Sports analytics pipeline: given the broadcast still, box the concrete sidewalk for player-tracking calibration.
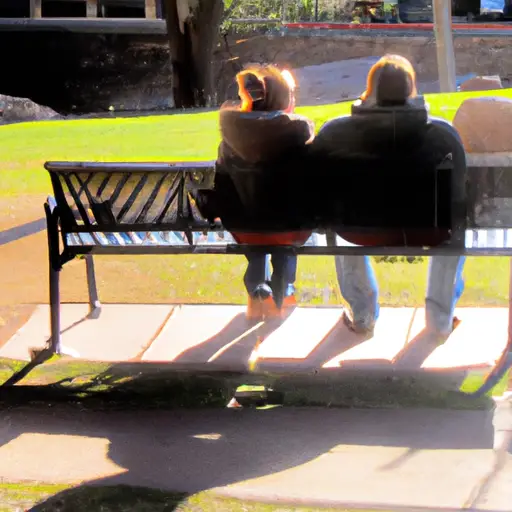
[1,305,509,376]
[0,404,510,510]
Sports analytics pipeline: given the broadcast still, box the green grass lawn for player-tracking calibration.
[1,482,393,512]
[91,253,509,307]
[1,89,512,307]
[1,88,510,196]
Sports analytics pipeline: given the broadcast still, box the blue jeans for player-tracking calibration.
[335,256,380,330]
[335,255,466,333]
[244,254,297,306]
[426,256,466,334]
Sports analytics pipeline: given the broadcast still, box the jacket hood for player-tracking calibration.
[349,96,430,154]
[219,106,314,165]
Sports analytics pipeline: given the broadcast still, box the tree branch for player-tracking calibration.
[224,0,242,20]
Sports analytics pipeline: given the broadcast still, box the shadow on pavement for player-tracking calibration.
[0,389,503,511]
[0,218,46,246]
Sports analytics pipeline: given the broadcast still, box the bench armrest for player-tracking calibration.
[46,196,58,214]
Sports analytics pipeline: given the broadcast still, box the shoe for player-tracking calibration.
[281,294,297,315]
[424,316,463,346]
[342,310,375,337]
[262,297,282,319]
[247,297,282,320]
[247,296,274,320]
[426,316,462,339]
[247,284,281,320]
[253,283,272,301]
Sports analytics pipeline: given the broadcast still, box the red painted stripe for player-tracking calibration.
[284,22,512,31]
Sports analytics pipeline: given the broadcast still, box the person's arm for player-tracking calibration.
[309,117,351,157]
[194,143,231,222]
[289,115,315,145]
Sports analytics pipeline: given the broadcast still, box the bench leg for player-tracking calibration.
[85,255,101,314]
[49,263,62,354]
[45,202,62,355]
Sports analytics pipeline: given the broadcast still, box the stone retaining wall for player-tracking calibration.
[1,30,511,114]
[224,33,512,84]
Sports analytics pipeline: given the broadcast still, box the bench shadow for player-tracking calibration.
[257,315,366,370]
[301,316,367,366]
[0,400,499,511]
[393,328,441,369]
[172,313,282,365]
[0,218,46,246]
[170,310,360,369]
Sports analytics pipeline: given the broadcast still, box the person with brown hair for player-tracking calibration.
[197,64,315,320]
[311,54,465,337]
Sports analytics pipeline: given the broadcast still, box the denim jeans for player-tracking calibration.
[244,254,297,306]
[335,256,380,330]
[335,255,465,333]
[426,256,466,334]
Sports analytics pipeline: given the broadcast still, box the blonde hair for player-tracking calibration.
[361,54,418,104]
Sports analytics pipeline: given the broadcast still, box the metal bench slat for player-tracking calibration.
[64,228,512,251]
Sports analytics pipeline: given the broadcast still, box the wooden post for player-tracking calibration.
[145,0,157,19]
[30,0,42,18]
[86,0,98,17]
[432,0,457,93]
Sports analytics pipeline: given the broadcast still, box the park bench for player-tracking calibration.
[43,148,512,397]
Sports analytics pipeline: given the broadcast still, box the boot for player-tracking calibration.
[247,283,280,320]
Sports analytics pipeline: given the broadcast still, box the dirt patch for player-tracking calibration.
[0,195,45,231]
[0,305,37,347]
[0,231,164,305]
[0,228,249,306]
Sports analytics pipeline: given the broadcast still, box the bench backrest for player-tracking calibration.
[46,158,464,248]
[44,161,215,233]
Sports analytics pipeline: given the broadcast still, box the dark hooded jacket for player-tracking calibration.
[197,104,315,231]
[308,96,466,245]
[312,96,456,162]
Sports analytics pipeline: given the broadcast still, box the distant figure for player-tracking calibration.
[196,65,314,320]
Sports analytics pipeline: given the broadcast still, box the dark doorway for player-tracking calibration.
[0,0,31,17]
[42,1,88,17]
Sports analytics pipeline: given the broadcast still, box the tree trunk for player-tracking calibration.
[164,0,224,109]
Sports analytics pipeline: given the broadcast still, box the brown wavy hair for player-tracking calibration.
[235,64,296,112]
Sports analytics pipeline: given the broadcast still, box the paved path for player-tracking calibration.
[295,57,478,105]
[0,305,508,378]
[0,404,510,510]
